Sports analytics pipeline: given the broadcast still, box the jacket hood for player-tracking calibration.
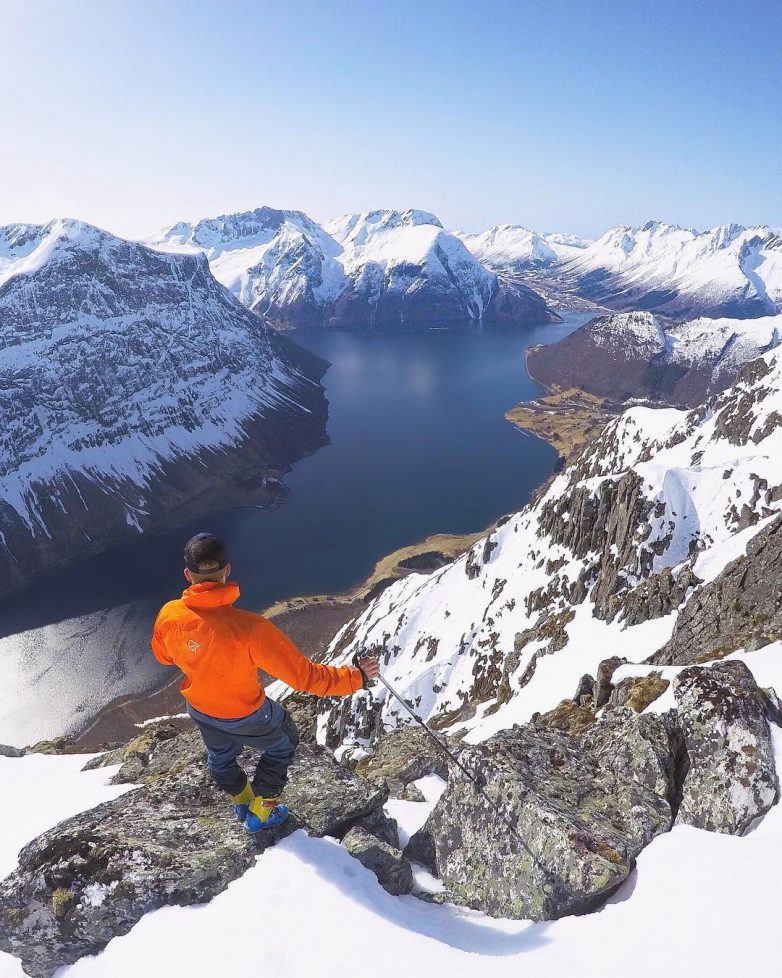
[181,581,241,609]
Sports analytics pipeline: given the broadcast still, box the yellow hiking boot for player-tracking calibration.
[230,782,254,823]
[244,794,289,832]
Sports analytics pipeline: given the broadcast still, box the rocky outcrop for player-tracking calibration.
[342,826,413,895]
[0,727,386,978]
[410,708,676,920]
[673,661,779,834]
[652,514,782,666]
[353,727,450,796]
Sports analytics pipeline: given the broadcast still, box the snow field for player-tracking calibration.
[0,646,777,977]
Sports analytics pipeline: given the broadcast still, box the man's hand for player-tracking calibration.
[353,651,380,686]
[360,656,380,681]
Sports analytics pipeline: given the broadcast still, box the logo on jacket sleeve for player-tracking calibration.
[187,640,201,653]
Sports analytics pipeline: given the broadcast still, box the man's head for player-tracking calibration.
[184,532,230,584]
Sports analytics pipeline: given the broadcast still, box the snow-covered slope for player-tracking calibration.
[147,206,346,326]
[149,207,557,330]
[457,225,591,270]
[0,218,327,595]
[527,310,782,406]
[3,658,782,978]
[456,220,782,320]
[318,346,782,749]
[559,221,782,319]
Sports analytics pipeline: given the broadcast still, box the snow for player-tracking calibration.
[563,221,782,314]
[457,224,591,268]
[3,654,777,978]
[383,775,446,847]
[0,754,130,882]
[148,207,499,322]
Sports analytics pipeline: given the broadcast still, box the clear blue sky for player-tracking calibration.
[1,0,780,239]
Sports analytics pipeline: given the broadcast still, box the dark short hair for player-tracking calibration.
[184,533,228,574]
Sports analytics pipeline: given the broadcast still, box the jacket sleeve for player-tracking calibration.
[251,618,364,697]
[151,616,174,666]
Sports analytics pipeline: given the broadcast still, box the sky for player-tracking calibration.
[0,0,780,240]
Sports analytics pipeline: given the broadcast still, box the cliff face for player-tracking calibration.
[526,310,782,406]
[0,220,329,597]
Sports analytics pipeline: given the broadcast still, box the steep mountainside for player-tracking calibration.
[0,219,328,596]
[149,207,558,331]
[316,348,782,751]
[526,310,782,406]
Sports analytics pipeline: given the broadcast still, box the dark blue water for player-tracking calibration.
[0,316,588,636]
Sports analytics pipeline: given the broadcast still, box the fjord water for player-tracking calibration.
[2,316,590,631]
[0,316,589,741]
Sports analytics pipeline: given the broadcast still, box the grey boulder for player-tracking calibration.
[412,708,676,921]
[0,730,385,978]
[673,659,779,834]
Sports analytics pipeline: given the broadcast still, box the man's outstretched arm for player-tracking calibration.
[252,617,376,696]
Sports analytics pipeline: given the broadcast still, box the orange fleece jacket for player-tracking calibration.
[151,580,363,718]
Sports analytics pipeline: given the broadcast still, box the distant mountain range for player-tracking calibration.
[0,218,328,595]
[461,220,782,321]
[147,209,782,326]
[2,205,782,591]
[146,207,557,331]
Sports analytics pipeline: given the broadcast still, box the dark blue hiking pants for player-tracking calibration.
[187,696,300,798]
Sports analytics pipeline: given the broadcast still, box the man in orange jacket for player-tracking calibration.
[151,532,379,831]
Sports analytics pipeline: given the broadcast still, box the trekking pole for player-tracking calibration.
[374,671,485,787]
[356,652,556,883]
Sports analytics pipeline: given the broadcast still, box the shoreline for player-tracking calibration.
[506,380,619,465]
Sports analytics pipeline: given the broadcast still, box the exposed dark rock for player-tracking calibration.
[651,514,782,665]
[527,310,780,407]
[532,698,596,735]
[673,660,779,834]
[281,691,320,744]
[355,808,400,849]
[573,673,595,705]
[0,730,385,978]
[607,565,702,626]
[24,737,78,756]
[594,656,627,709]
[341,826,413,895]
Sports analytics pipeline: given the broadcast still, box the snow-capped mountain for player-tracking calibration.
[527,221,782,320]
[526,310,782,406]
[317,343,782,750]
[0,218,327,596]
[560,221,782,319]
[148,207,558,330]
[457,220,782,320]
[147,206,346,327]
[457,224,591,270]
